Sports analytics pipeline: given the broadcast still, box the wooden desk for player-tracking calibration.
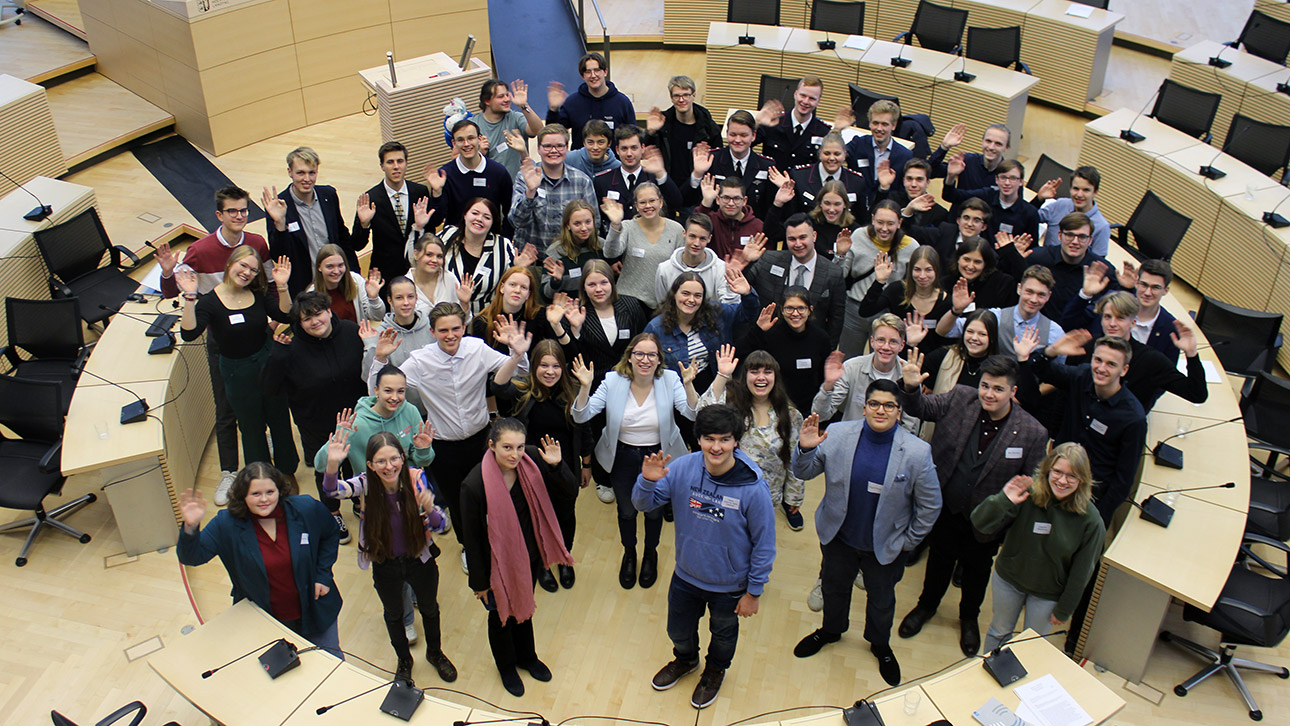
[1168,39,1287,149]
[772,693,943,726]
[920,628,1125,724]
[283,666,473,725]
[1079,109,1202,226]
[1140,412,1250,509]
[80,301,184,384]
[0,74,66,196]
[150,599,342,726]
[1021,0,1122,111]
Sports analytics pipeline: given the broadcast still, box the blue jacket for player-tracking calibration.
[643,293,760,374]
[846,134,914,202]
[547,81,638,148]
[633,449,776,596]
[176,495,342,635]
[572,369,696,469]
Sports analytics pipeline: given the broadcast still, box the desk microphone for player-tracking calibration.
[0,167,53,221]
[98,304,177,354]
[1119,84,1162,143]
[1277,71,1290,96]
[1208,41,1234,69]
[738,22,756,45]
[890,42,911,68]
[1136,482,1236,527]
[982,630,1068,686]
[71,364,150,424]
[200,639,298,679]
[1150,415,1241,469]
[1263,191,1290,228]
[953,49,975,83]
[316,678,424,720]
[1197,118,1257,180]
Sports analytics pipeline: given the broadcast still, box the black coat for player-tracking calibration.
[351,180,430,280]
[266,185,360,297]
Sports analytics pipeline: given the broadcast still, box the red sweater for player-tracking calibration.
[160,230,270,298]
[699,203,764,260]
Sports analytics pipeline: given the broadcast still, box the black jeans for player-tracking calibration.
[371,555,442,660]
[916,510,1001,620]
[610,442,663,550]
[487,563,540,670]
[299,424,342,514]
[821,537,907,647]
[429,429,489,544]
[205,336,239,472]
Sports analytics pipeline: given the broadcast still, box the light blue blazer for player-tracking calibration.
[791,421,942,565]
[572,369,696,470]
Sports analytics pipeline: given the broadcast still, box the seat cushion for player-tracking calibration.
[1185,564,1290,646]
[1247,476,1290,541]
[0,440,65,511]
[68,269,140,324]
[10,361,77,413]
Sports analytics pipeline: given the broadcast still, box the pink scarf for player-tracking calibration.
[481,450,574,623]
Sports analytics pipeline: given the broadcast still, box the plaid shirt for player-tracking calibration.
[508,164,599,251]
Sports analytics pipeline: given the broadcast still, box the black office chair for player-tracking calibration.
[1147,79,1222,143]
[810,0,864,35]
[966,26,1031,74]
[1070,0,1109,8]
[1248,445,1290,546]
[1224,114,1290,182]
[1,297,89,415]
[1243,372,1290,464]
[1026,153,1073,199]
[728,0,780,26]
[31,208,141,329]
[758,74,800,111]
[1159,534,1290,722]
[0,376,95,567]
[848,82,899,118]
[1229,9,1290,65]
[893,0,968,55]
[51,700,179,726]
[1196,297,1284,380]
[1108,190,1191,263]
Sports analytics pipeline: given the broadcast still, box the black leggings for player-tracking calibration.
[372,555,442,660]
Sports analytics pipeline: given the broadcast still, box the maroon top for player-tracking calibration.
[253,505,301,622]
[328,287,357,323]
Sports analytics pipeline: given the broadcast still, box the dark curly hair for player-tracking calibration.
[226,462,298,520]
[658,271,719,335]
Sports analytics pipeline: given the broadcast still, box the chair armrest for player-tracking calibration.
[1249,442,1290,477]
[47,275,72,299]
[97,700,147,726]
[38,440,62,475]
[110,244,141,270]
[1108,223,1127,244]
[0,345,20,371]
[1225,40,1240,49]
[73,345,92,372]
[1017,60,1032,75]
[1202,132,1214,144]
[893,31,911,43]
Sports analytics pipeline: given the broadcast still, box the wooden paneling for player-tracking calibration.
[296,25,395,88]
[391,9,492,60]
[208,90,307,155]
[198,45,301,117]
[302,77,372,126]
[186,0,293,69]
[0,76,67,196]
[287,0,390,42]
[664,0,726,46]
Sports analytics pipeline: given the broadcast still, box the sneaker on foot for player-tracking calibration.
[690,665,726,709]
[333,513,351,545]
[596,485,615,503]
[793,628,841,658]
[213,471,235,507]
[439,507,451,534]
[427,649,457,682]
[854,571,865,590]
[460,550,469,575]
[782,501,804,531]
[404,621,418,645]
[651,658,699,691]
[807,578,824,612]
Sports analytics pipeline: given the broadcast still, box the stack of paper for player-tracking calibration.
[1014,675,1093,726]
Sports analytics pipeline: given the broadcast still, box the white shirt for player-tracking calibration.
[790,254,817,289]
[384,180,408,220]
[817,163,840,184]
[367,336,527,440]
[1131,308,1160,345]
[619,387,660,446]
[598,313,618,341]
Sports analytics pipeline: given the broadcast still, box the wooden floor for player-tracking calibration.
[25,0,85,39]
[0,12,94,83]
[3,5,1290,725]
[45,72,174,168]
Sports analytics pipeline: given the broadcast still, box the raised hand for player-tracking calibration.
[743,232,767,263]
[366,267,383,299]
[543,256,565,281]
[1003,475,1032,504]
[375,327,402,362]
[904,310,928,348]
[940,122,967,150]
[715,343,739,378]
[1117,259,1138,290]
[832,106,856,131]
[415,484,436,513]
[876,160,896,190]
[834,228,852,258]
[755,98,784,127]
[412,420,435,450]
[272,330,293,346]
[426,168,447,195]
[325,427,351,471]
[155,240,178,277]
[726,266,751,295]
[678,358,700,386]
[823,350,845,388]
[571,354,595,389]
[873,251,893,284]
[515,243,539,269]
[646,106,666,134]
[356,192,376,227]
[600,196,624,226]
[477,133,490,156]
[261,186,287,227]
[538,435,562,466]
[951,277,975,314]
[336,408,356,432]
[756,302,778,331]
[521,157,542,194]
[1049,328,1092,358]
[504,128,528,154]
[799,412,828,449]
[512,79,530,107]
[563,297,586,331]
[774,178,796,207]
[994,230,1018,250]
[412,195,431,230]
[947,153,966,179]
[510,323,532,356]
[902,347,928,388]
[1036,178,1061,201]
[908,193,936,212]
[641,451,672,481]
[547,81,568,110]
[641,146,666,177]
[691,142,714,177]
[179,488,206,528]
[175,267,199,295]
[699,173,719,207]
[491,313,517,346]
[1082,260,1110,297]
[456,276,475,308]
[1013,232,1034,255]
[271,256,292,287]
[545,302,566,327]
[1013,325,1041,361]
[768,166,791,189]
[1170,318,1197,357]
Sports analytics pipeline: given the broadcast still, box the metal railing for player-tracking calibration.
[572,0,611,75]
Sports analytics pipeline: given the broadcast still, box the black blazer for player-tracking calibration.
[593,168,682,234]
[685,148,776,220]
[788,164,870,227]
[845,135,914,202]
[873,186,948,232]
[352,180,429,280]
[743,250,847,344]
[267,185,359,297]
[569,296,650,390]
[758,114,832,171]
[906,221,962,270]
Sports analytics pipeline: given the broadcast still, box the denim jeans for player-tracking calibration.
[820,537,907,647]
[666,573,745,671]
[612,442,663,549]
[371,555,442,660]
[983,569,1058,653]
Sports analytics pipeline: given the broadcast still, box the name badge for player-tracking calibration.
[721,495,741,510]
[796,358,811,369]
[810,136,823,145]
[228,313,245,325]
[1005,447,1023,459]
[473,177,487,187]
[803,192,815,201]
[618,329,631,339]
[755,170,769,180]
[858,159,871,168]
[1032,522,1052,535]
[847,192,857,202]
[605,120,615,128]
[568,268,582,278]
[1090,419,1108,435]
[607,190,620,200]
[998,223,1014,234]
[740,236,751,246]
[867,481,883,494]
[287,221,301,232]
[631,248,646,257]
[536,188,547,198]
[300,533,309,545]
[963,302,977,314]
[770,264,786,277]
[687,141,694,149]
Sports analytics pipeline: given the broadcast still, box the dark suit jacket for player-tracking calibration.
[267,185,359,297]
[759,113,832,171]
[351,180,429,279]
[788,164,870,227]
[900,384,1050,537]
[743,250,846,343]
[906,221,961,268]
[873,186,948,231]
[685,149,776,220]
[845,135,914,202]
[593,167,682,235]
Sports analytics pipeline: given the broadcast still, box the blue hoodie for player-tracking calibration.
[633,449,776,596]
[548,81,638,148]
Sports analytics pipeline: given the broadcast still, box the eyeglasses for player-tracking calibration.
[670,91,694,100]
[372,454,403,468]
[996,175,1023,183]
[718,195,745,204]
[582,67,606,76]
[782,305,810,313]
[1060,231,1092,243]
[1135,281,1166,293]
[1050,470,1080,484]
[631,351,659,361]
[865,400,900,412]
[220,207,250,217]
[539,143,567,151]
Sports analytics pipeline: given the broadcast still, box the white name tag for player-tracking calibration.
[687,141,694,149]
[1090,419,1108,435]
[770,264,786,277]
[867,481,883,494]
[300,533,309,544]
[740,236,751,246]
[810,136,823,145]
[847,192,857,202]
[1005,447,1023,460]
[618,329,631,339]
[607,190,620,200]
[998,223,1014,234]
[755,170,769,180]
[605,120,615,128]
[721,495,741,510]
[536,188,547,198]
[228,313,245,325]
[473,177,487,187]
[631,247,646,257]
[858,159,871,168]
[963,302,977,314]
[568,268,581,278]
[803,192,815,201]
[1032,522,1052,535]
[287,221,301,232]
[796,358,811,369]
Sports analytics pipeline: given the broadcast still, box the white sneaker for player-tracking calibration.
[854,572,865,590]
[213,471,235,507]
[405,622,418,645]
[460,550,469,575]
[596,485,615,503]
[808,578,823,612]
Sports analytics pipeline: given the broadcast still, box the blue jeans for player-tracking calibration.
[983,570,1058,653]
[666,573,744,671]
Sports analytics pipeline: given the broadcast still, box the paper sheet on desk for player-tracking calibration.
[1065,4,1093,18]
[1013,674,1091,726]
[139,264,164,295]
[843,35,872,51]
[1176,355,1222,383]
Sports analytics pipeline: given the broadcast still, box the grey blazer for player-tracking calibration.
[791,422,941,565]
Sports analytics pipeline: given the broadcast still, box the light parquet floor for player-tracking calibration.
[44,71,174,168]
[0,12,93,83]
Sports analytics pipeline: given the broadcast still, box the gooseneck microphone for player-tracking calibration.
[0,167,53,221]
[1149,415,1241,469]
[71,364,150,424]
[1136,482,1237,527]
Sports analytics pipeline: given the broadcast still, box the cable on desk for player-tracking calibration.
[722,705,843,726]
[555,716,673,726]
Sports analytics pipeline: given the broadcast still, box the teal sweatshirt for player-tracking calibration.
[313,395,435,474]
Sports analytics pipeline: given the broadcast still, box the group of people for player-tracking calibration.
[166,53,1204,710]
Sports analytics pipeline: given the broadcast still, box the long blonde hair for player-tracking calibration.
[1029,442,1095,514]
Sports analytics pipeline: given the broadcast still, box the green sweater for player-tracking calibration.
[312,395,435,474]
[971,490,1106,621]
